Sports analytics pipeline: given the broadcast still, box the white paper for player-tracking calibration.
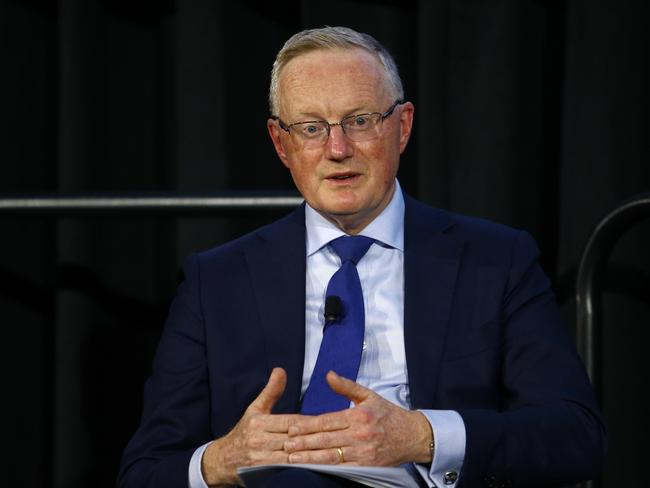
[237,463,420,488]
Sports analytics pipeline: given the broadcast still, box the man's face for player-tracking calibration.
[267,48,414,234]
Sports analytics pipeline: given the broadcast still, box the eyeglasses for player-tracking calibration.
[272,100,403,149]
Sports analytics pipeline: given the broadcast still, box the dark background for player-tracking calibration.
[1,1,649,486]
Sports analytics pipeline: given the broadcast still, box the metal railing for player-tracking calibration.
[576,193,650,394]
[0,193,304,216]
[575,192,650,488]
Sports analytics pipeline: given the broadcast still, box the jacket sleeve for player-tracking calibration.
[457,231,606,487]
[117,254,213,488]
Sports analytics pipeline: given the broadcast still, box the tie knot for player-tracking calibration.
[329,235,374,265]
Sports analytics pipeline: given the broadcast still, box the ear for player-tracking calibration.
[397,102,414,154]
[267,118,290,168]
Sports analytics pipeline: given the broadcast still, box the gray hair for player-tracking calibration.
[269,26,404,116]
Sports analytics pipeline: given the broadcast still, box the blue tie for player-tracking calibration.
[301,235,374,415]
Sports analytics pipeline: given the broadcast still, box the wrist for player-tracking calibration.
[202,436,240,487]
[412,410,435,464]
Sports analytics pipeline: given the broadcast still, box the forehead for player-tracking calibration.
[278,47,392,117]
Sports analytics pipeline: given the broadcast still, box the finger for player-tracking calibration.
[287,447,350,465]
[326,371,372,405]
[250,413,304,433]
[246,431,291,452]
[240,431,288,453]
[288,410,349,436]
[246,446,292,466]
[248,367,287,414]
[265,433,289,451]
[284,430,352,452]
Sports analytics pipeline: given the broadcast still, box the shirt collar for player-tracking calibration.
[305,179,405,256]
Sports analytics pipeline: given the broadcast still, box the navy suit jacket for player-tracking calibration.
[118,196,605,488]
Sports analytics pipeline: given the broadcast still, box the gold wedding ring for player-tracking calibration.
[336,447,344,464]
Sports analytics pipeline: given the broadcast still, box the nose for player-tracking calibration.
[324,124,354,162]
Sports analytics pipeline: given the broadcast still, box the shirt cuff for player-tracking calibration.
[188,442,212,488]
[413,410,465,487]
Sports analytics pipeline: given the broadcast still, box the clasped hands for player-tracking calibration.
[201,368,433,486]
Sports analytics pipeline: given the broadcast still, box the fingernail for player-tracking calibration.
[289,453,303,463]
[284,441,296,451]
[288,426,299,436]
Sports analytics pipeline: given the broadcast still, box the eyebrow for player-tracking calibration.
[293,105,375,121]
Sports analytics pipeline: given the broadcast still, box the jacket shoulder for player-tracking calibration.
[406,196,525,242]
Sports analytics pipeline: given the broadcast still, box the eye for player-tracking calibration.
[343,114,373,131]
[352,115,370,126]
[297,123,325,138]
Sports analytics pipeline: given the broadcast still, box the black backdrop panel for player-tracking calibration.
[1,1,649,486]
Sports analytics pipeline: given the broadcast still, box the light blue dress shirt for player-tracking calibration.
[189,180,466,488]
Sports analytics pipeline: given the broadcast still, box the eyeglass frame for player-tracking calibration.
[271,100,404,145]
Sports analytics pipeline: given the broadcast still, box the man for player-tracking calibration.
[118,27,605,488]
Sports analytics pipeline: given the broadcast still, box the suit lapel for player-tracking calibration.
[244,206,306,413]
[242,198,463,412]
[403,197,464,409]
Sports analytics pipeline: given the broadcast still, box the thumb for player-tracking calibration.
[248,367,287,413]
[326,370,372,405]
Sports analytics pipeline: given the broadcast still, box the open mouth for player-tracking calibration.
[327,173,360,181]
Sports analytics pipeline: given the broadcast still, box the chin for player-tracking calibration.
[320,202,363,217]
